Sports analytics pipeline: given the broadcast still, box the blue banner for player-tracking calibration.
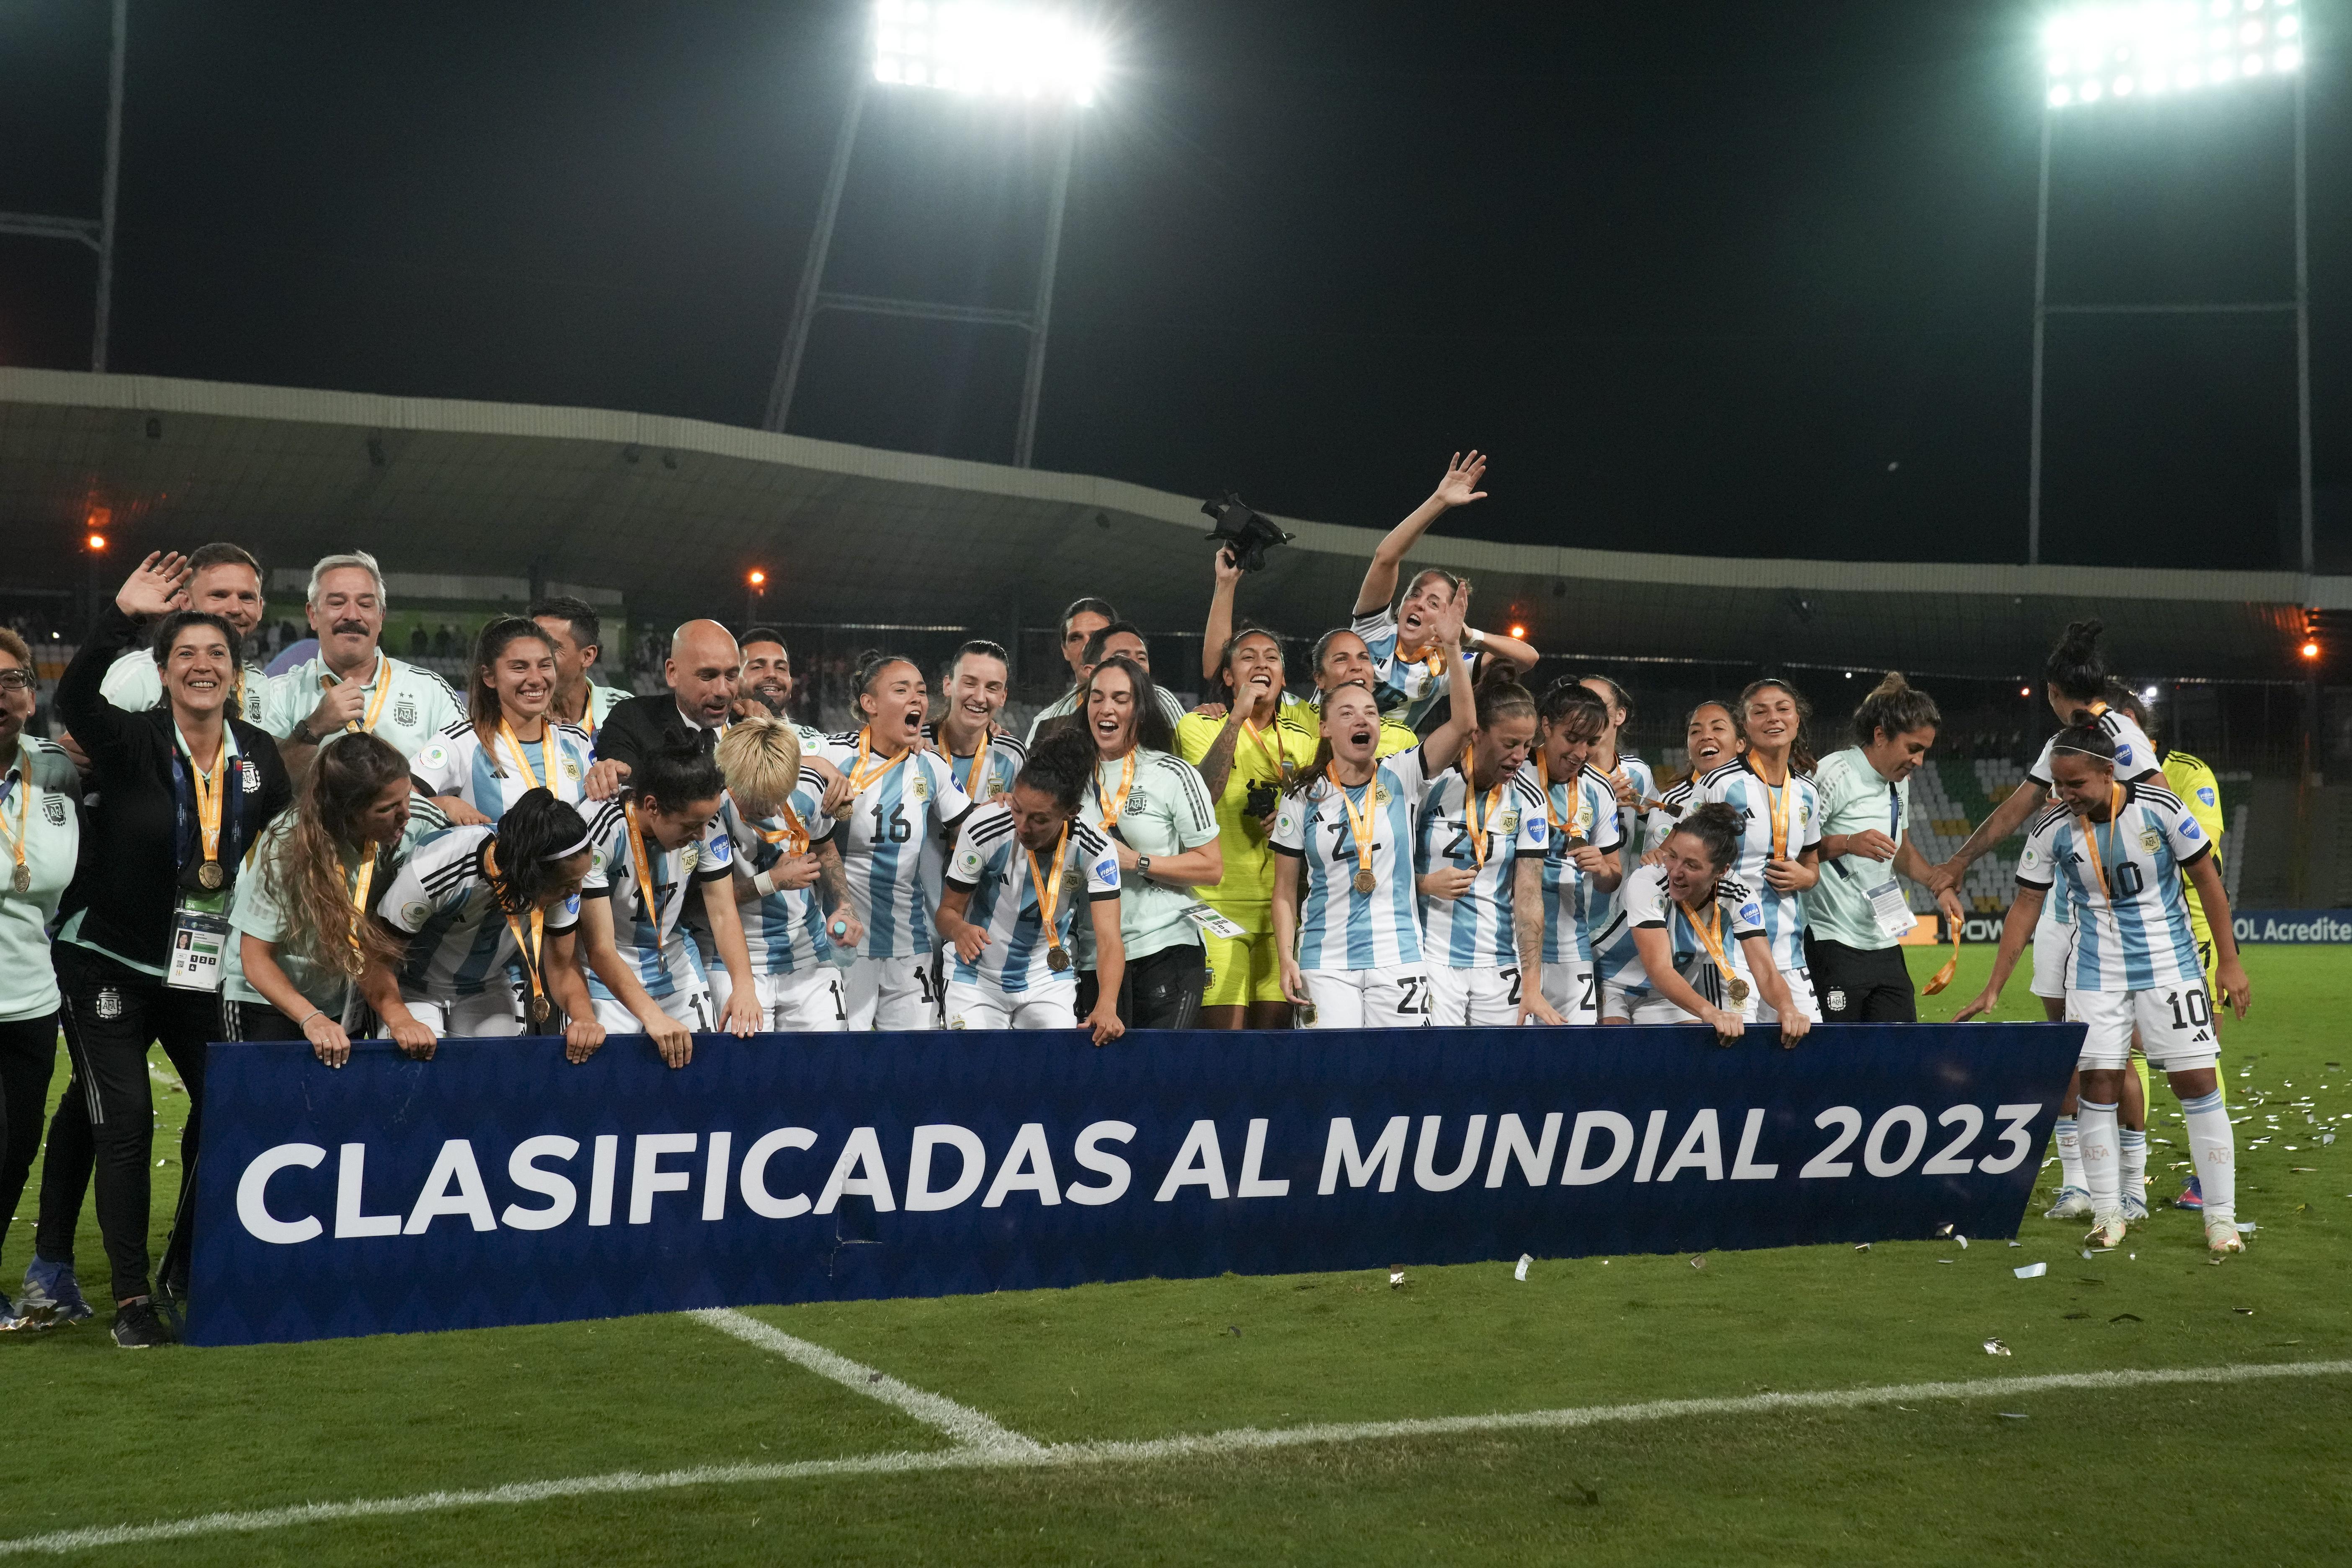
[189,1024,2081,1347]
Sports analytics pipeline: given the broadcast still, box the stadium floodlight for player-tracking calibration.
[2043,0,2302,110]
[871,0,1107,107]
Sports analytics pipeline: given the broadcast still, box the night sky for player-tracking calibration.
[1,1,2341,570]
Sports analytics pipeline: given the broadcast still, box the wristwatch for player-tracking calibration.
[1136,854,1153,879]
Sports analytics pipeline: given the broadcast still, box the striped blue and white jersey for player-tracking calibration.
[1642,774,1694,857]
[1537,760,1627,963]
[410,720,596,821]
[717,781,843,977]
[1349,606,1458,730]
[942,804,1119,992]
[1592,864,1765,1008]
[1271,746,1438,972]
[918,724,1024,920]
[2027,707,2161,787]
[1603,753,1656,876]
[1691,757,1823,976]
[1414,762,1550,968]
[2015,781,2208,992]
[378,826,580,1003]
[815,733,973,960]
[580,797,734,1001]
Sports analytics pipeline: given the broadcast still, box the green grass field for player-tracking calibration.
[4,946,2347,1565]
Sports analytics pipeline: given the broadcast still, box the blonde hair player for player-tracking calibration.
[712,718,863,1032]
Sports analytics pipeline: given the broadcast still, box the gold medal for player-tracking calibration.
[1728,975,1751,1005]
[1688,896,1746,1009]
[1027,825,1073,977]
[528,995,552,1027]
[0,771,31,896]
[197,859,223,890]
[1328,763,1382,898]
[1047,947,1072,973]
[10,864,31,894]
[1353,868,1379,895]
[181,725,229,890]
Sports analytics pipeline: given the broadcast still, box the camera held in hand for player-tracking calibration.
[1244,779,1279,821]
[1202,493,1293,573]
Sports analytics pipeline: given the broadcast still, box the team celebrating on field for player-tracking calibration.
[0,451,2254,1347]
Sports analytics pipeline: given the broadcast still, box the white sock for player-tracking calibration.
[2077,1099,2120,1217]
[2054,1114,2084,1192]
[2118,1126,2147,1204]
[2182,1089,2234,1219]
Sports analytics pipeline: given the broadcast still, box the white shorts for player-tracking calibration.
[396,986,523,1039]
[2067,984,2220,1073]
[1299,966,1432,1030]
[1599,979,1756,1026]
[592,988,713,1035]
[842,954,936,1032]
[1754,963,1821,1024]
[2030,916,2075,1000]
[710,964,849,1032]
[943,974,1080,1031]
[1541,960,1599,1025]
[1424,963,1530,1026]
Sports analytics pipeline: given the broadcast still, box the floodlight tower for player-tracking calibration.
[2030,0,2313,569]
[762,0,1106,468]
[0,0,129,371]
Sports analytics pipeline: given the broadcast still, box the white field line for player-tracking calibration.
[686,1307,1042,1454]
[3,1357,2346,1557]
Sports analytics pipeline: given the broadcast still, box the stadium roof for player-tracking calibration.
[2,366,2340,681]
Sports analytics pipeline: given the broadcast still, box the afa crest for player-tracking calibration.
[42,794,67,827]
[393,697,419,729]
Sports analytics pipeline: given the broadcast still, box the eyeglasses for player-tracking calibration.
[0,671,35,694]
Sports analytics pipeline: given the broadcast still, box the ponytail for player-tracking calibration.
[1850,671,1941,747]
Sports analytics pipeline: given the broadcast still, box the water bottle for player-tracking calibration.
[821,916,858,971]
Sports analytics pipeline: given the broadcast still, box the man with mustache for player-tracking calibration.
[266,552,463,765]
[732,627,828,750]
[529,596,634,742]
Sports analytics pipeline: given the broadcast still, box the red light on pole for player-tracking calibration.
[2303,640,2323,661]
[85,531,107,552]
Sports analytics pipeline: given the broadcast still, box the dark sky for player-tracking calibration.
[0,1,2340,570]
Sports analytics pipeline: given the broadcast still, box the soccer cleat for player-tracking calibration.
[2205,1212,2244,1256]
[2174,1175,2204,1211]
[17,1259,94,1328]
[2043,1186,2093,1221]
[0,1291,18,1332]
[2120,1191,2151,1223]
[111,1298,172,1349]
[2084,1212,2127,1250]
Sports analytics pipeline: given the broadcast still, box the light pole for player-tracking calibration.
[2029,0,2312,569]
[0,0,128,372]
[763,0,1106,468]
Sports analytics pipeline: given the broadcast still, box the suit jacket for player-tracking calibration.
[592,694,721,776]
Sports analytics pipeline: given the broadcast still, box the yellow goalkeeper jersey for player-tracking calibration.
[2163,749,2226,943]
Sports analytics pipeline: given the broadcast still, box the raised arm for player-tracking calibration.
[1937,781,2047,885]
[1202,547,1242,684]
[1417,597,1481,763]
[1352,452,1488,616]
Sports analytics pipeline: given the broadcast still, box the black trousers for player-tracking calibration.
[1803,933,1918,1024]
[1078,941,1207,1031]
[222,999,309,1041]
[37,943,218,1302]
[0,1012,58,1278]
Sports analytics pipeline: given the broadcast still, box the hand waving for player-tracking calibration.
[116,552,190,620]
[1432,451,1489,511]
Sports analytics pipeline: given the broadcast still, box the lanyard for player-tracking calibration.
[0,763,28,894]
[1093,751,1138,829]
[2075,783,2127,904]
[850,727,910,794]
[484,842,550,1021]
[622,801,664,930]
[752,803,810,859]
[496,719,545,789]
[322,652,394,735]
[348,844,378,950]
[1239,717,1284,782]
[1537,751,1588,838]
[1752,759,1793,861]
[1457,741,1502,871]
[961,728,995,801]
[176,724,229,880]
[1326,762,1379,891]
[1026,824,1071,962]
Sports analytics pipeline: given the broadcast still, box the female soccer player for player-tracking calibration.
[0,628,80,1333]
[1692,678,1824,1023]
[1287,628,1421,760]
[413,617,595,825]
[1064,655,1221,1029]
[1348,452,1539,729]
[1954,725,2251,1254]
[711,718,862,1032]
[1272,597,1478,1029]
[575,745,761,1063]
[1179,624,1319,1030]
[225,733,416,1059]
[1643,700,1741,860]
[1591,802,1811,1042]
[928,640,1025,805]
[1806,673,1964,1024]
[1531,680,1624,1025]
[817,654,973,1029]
[1577,675,1654,875]
[1415,667,1562,1026]
[937,727,1127,1041]
[365,788,601,1056]
[31,553,293,1345]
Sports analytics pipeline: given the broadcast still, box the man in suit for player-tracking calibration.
[585,620,742,798]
